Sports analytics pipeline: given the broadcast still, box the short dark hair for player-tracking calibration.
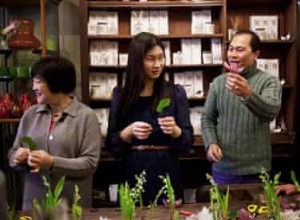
[231,30,261,52]
[31,55,76,94]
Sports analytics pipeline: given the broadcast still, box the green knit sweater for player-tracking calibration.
[201,64,282,175]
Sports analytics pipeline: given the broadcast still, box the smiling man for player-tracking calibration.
[201,30,282,184]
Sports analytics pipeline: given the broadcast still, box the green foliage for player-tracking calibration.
[291,170,300,192]
[119,183,136,220]
[160,174,177,220]
[8,203,16,220]
[72,185,82,220]
[156,98,171,114]
[119,170,147,220]
[20,136,37,151]
[259,167,281,220]
[206,173,230,220]
[33,175,65,217]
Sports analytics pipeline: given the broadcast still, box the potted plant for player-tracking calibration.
[259,168,281,220]
[32,175,68,220]
[206,174,230,220]
[119,171,146,220]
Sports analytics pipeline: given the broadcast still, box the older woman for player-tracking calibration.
[8,56,102,211]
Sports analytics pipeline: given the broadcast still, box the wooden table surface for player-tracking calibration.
[17,184,273,219]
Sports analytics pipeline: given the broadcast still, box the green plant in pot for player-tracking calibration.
[160,174,179,220]
[119,170,146,220]
[206,174,231,220]
[32,175,67,220]
[259,168,281,220]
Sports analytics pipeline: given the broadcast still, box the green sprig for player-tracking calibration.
[206,173,230,220]
[20,136,37,151]
[159,174,178,220]
[72,185,82,220]
[291,170,300,192]
[259,167,281,220]
[33,175,65,217]
[119,183,136,220]
[156,98,171,114]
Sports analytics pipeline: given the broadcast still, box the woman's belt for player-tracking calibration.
[130,145,169,151]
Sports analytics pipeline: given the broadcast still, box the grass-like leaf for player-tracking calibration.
[33,175,65,217]
[156,98,171,113]
[259,167,281,220]
[291,170,300,192]
[20,135,37,151]
[119,182,136,220]
[72,185,82,220]
[206,173,230,220]
[8,203,16,220]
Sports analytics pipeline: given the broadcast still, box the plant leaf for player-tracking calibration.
[291,170,300,192]
[54,176,65,202]
[156,98,171,113]
[20,136,37,151]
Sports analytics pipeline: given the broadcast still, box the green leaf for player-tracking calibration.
[156,98,171,113]
[20,136,37,151]
[8,203,16,220]
[291,170,300,192]
[229,210,238,219]
[54,176,65,202]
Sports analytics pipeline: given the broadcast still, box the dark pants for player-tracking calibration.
[212,170,261,184]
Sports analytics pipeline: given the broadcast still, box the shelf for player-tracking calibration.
[99,132,295,161]
[88,34,224,40]
[81,0,298,165]
[0,76,13,82]
[0,0,40,6]
[0,118,20,123]
[88,1,225,9]
[89,64,223,71]
[228,0,292,6]
[0,48,13,56]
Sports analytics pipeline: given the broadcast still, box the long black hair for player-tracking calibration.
[117,32,172,128]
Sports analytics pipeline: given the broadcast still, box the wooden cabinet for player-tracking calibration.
[79,0,297,158]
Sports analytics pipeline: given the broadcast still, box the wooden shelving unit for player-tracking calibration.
[79,0,298,201]
[80,0,297,149]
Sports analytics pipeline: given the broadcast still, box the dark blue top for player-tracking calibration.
[106,84,193,204]
[107,84,193,155]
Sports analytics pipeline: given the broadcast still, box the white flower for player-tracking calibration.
[280,210,300,220]
[195,206,213,220]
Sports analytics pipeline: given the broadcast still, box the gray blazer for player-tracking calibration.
[8,97,102,211]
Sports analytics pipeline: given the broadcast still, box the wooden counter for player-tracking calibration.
[18,202,267,220]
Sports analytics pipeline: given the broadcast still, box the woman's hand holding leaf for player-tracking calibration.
[158,116,181,138]
[131,121,153,140]
[28,150,54,172]
[13,148,30,164]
